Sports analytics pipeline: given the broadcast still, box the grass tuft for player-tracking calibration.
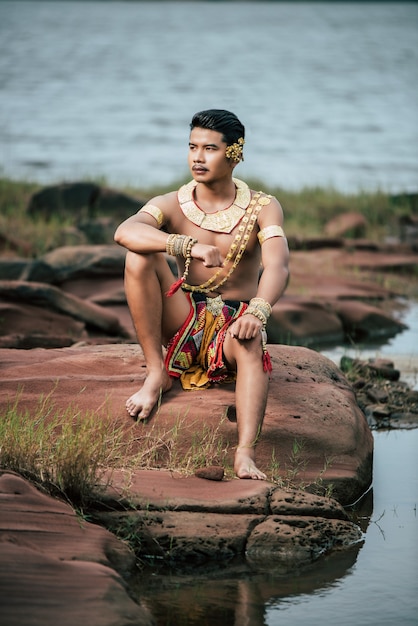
[0,391,125,507]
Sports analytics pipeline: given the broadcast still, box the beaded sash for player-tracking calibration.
[182,190,271,294]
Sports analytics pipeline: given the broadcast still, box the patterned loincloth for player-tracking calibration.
[165,292,248,390]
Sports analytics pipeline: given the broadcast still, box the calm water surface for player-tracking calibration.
[137,430,418,626]
[0,1,417,192]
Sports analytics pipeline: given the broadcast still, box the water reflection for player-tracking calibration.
[136,527,367,626]
[134,430,417,625]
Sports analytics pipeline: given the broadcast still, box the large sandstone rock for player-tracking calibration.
[21,244,126,284]
[0,243,414,349]
[0,472,154,626]
[0,343,373,505]
[96,471,361,568]
[0,280,128,338]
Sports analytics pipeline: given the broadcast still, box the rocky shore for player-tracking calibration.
[1,182,417,625]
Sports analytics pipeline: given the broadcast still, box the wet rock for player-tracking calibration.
[94,472,361,567]
[246,515,362,568]
[341,355,418,429]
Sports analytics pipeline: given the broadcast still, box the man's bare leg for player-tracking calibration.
[223,334,269,480]
[124,250,190,420]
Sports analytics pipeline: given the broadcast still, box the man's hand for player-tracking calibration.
[191,243,223,268]
[229,314,263,340]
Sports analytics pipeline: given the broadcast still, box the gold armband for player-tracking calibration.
[257,225,285,245]
[139,204,165,229]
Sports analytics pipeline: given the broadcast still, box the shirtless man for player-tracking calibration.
[114,109,289,480]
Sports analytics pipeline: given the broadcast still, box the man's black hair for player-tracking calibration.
[190,109,245,145]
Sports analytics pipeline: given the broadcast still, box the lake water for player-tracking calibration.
[137,430,418,626]
[0,1,417,193]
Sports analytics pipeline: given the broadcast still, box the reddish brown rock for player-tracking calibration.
[246,515,362,567]
[0,280,128,338]
[324,212,367,238]
[268,297,344,346]
[94,470,361,567]
[329,299,407,341]
[0,343,373,505]
[0,472,154,626]
[195,465,225,481]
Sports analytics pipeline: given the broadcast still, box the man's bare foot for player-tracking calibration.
[234,447,267,480]
[126,369,172,420]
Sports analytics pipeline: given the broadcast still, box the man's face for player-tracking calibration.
[188,127,235,183]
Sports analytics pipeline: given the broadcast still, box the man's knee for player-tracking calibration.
[225,333,264,365]
[125,249,162,278]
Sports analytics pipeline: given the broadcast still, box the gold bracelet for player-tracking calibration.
[243,297,272,326]
[257,225,285,245]
[139,204,165,228]
[166,234,197,258]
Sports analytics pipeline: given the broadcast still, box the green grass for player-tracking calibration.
[0,390,233,508]
[0,391,126,506]
[0,176,416,257]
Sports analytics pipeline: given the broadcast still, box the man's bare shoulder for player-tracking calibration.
[253,190,284,226]
[145,190,179,211]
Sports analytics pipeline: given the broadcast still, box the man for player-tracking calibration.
[114,109,289,480]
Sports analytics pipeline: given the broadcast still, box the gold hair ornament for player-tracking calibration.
[139,204,165,228]
[225,137,245,162]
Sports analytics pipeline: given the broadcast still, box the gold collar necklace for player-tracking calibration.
[178,178,251,234]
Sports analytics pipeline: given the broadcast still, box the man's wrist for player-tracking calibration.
[243,297,272,326]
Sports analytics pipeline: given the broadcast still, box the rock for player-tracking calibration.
[324,212,367,238]
[0,341,374,621]
[21,244,126,284]
[341,355,401,381]
[330,300,406,341]
[0,472,154,626]
[26,182,143,222]
[0,301,87,348]
[0,231,33,256]
[0,280,129,339]
[0,343,373,506]
[268,298,344,346]
[246,515,361,569]
[0,258,31,280]
[95,470,361,567]
[195,466,225,481]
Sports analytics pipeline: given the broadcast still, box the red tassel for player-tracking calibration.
[165,276,185,297]
[262,351,272,374]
